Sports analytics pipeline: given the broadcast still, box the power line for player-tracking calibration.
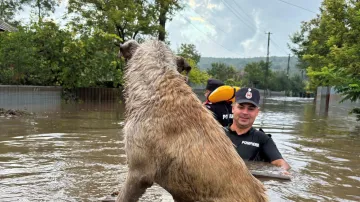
[219,0,290,56]
[181,2,292,58]
[185,4,286,59]
[220,0,258,32]
[187,3,289,56]
[276,0,317,14]
[178,12,243,58]
[185,4,229,36]
[228,0,255,23]
[270,38,289,55]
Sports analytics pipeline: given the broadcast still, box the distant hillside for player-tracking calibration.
[198,56,302,76]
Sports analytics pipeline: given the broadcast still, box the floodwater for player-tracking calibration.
[0,96,359,202]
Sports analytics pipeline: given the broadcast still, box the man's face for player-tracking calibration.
[232,103,259,129]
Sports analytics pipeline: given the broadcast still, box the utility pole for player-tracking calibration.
[287,54,290,78]
[301,69,304,79]
[264,32,272,98]
[286,54,291,96]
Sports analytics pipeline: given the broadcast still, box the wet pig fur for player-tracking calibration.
[116,39,268,202]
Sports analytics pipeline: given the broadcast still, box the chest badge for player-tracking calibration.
[245,88,252,99]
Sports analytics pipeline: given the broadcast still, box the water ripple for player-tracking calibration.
[0,98,359,201]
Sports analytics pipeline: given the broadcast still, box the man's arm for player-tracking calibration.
[205,104,219,121]
[271,159,291,171]
[262,137,291,171]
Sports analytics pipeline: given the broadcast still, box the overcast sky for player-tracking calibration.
[166,0,322,58]
[16,0,322,58]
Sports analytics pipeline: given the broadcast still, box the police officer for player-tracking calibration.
[203,78,233,127]
[224,87,291,171]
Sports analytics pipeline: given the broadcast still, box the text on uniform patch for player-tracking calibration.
[241,141,259,147]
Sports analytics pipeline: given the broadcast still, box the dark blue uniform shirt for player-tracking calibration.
[224,126,283,162]
[205,101,233,127]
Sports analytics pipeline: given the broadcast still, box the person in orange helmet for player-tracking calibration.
[203,78,233,127]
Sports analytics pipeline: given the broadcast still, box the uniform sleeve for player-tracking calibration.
[261,137,283,162]
[205,104,219,120]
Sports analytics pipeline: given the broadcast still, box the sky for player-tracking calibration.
[15,0,323,58]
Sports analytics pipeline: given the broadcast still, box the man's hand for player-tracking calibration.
[271,159,291,171]
[281,170,291,176]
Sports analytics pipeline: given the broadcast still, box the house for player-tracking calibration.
[0,19,18,32]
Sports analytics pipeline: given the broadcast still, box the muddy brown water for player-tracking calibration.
[0,97,359,202]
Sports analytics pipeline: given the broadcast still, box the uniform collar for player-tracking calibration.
[226,125,254,136]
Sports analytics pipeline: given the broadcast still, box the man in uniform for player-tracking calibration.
[204,78,233,127]
[224,87,291,171]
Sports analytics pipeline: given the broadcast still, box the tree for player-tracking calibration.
[14,0,61,23]
[0,0,27,25]
[269,71,289,92]
[224,78,242,87]
[155,0,183,41]
[176,43,208,84]
[207,62,238,83]
[289,0,360,119]
[242,60,269,89]
[0,0,190,90]
[67,0,157,42]
[0,21,122,89]
[177,43,201,64]
[1,0,60,25]
[67,0,183,43]
[0,26,38,84]
[289,74,305,96]
[186,58,210,85]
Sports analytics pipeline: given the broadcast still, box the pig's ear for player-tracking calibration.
[118,40,140,61]
[175,56,192,74]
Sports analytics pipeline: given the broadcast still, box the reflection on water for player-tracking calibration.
[0,97,359,202]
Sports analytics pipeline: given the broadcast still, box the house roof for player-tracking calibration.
[0,19,18,32]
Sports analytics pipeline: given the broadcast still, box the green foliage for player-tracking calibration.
[224,78,242,87]
[337,83,360,103]
[350,107,360,121]
[242,60,268,89]
[67,0,158,42]
[198,56,301,76]
[176,43,209,84]
[177,43,201,64]
[186,58,210,85]
[206,60,305,92]
[76,29,124,88]
[25,0,60,20]
[241,60,305,94]
[0,0,20,24]
[0,0,188,90]
[0,21,122,89]
[269,71,290,91]
[67,0,182,43]
[206,62,246,87]
[207,62,238,82]
[0,26,38,84]
[155,0,184,41]
[289,0,360,106]
[289,74,306,96]
[1,0,62,26]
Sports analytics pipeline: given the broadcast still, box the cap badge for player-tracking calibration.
[245,88,252,99]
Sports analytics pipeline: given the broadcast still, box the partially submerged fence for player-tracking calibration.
[70,87,122,103]
[0,85,123,113]
[0,85,62,112]
[316,86,360,115]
